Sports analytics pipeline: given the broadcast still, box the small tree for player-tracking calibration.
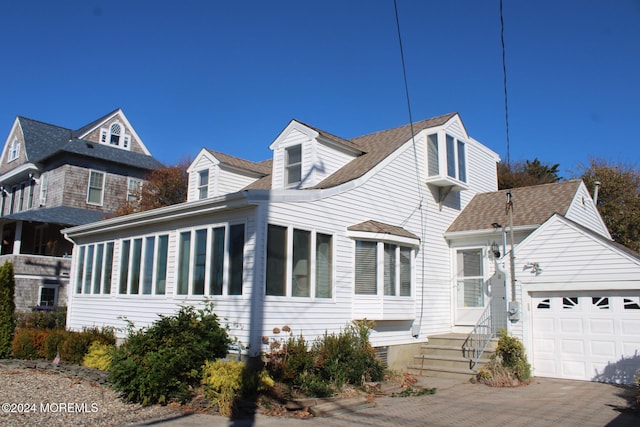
[498,158,562,190]
[577,158,640,252]
[0,261,16,358]
[115,160,189,216]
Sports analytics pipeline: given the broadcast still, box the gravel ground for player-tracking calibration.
[0,365,181,426]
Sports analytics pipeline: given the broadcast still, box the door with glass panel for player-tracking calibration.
[454,248,487,325]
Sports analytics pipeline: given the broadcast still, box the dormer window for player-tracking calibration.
[285,145,302,186]
[110,123,121,145]
[198,170,209,200]
[8,138,20,162]
[425,133,468,191]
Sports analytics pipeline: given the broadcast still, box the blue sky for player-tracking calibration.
[1,1,638,177]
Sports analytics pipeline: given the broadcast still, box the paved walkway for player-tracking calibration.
[139,377,638,427]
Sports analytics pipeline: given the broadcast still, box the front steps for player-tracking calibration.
[407,333,497,381]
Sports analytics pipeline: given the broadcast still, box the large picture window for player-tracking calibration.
[266,224,333,298]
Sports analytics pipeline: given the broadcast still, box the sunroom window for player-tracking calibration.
[74,242,115,295]
[266,224,333,298]
[176,224,245,296]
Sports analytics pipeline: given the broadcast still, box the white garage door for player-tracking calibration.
[532,293,640,384]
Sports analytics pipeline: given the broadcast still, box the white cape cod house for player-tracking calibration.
[63,112,640,383]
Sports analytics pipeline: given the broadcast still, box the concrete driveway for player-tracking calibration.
[140,377,638,427]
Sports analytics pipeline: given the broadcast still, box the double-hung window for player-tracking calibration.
[87,170,105,205]
[177,224,245,296]
[8,138,20,162]
[127,178,142,203]
[355,240,413,297]
[266,224,333,298]
[285,145,302,186]
[198,170,209,199]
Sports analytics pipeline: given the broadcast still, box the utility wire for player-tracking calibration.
[500,0,511,167]
[393,0,426,336]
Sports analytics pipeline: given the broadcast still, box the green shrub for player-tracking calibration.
[263,320,385,397]
[83,341,115,371]
[60,327,115,365]
[495,332,531,382]
[201,360,243,416]
[12,328,48,359]
[477,330,531,386]
[16,307,67,329]
[0,261,16,358]
[202,359,274,416]
[109,304,230,406]
[42,329,69,360]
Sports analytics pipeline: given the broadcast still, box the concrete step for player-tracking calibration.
[413,354,491,371]
[407,364,476,381]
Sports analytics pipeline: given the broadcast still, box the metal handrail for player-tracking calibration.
[463,298,496,369]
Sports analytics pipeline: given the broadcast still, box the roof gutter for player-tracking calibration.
[63,191,250,239]
[443,224,538,240]
[0,162,39,185]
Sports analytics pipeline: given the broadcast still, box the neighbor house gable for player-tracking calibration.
[73,108,150,155]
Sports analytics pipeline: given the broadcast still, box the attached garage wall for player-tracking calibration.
[512,215,640,384]
[531,292,640,384]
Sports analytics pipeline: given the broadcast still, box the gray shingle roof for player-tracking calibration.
[446,180,583,233]
[17,114,162,171]
[0,206,111,226]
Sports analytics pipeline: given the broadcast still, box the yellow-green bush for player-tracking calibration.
[201,360,273,416]
[82,341,115,371]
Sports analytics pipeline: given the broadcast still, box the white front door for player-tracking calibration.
[454,248,488,325]
[532,293,640,384]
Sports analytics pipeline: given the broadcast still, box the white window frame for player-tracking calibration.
[198,170,209,200]
[285,145,302,186]
[39,173,48,206]
[426,132,467,184]
[8,138,20,162]
[176,223,246,297]
[87,170,105,205]
[265,223,335,299]
[127,177,142,203]
[74,242,115,295]
[353,239,414,297]
[455,247,486,308]
[38,284,58,307]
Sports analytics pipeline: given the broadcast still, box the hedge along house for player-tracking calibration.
[62,112,640,382]
[0,109,163,311]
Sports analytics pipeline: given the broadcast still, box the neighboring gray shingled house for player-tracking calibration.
[0,108,163,310]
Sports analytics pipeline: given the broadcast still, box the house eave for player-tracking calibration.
[444,225,538,240]
[0,162,39,185]
[63,191,250,239]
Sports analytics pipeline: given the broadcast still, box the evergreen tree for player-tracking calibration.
[0,261,16,358]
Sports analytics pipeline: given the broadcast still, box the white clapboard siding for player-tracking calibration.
[565,182,611,238]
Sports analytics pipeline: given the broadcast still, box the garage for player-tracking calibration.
[531,293,640,384]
